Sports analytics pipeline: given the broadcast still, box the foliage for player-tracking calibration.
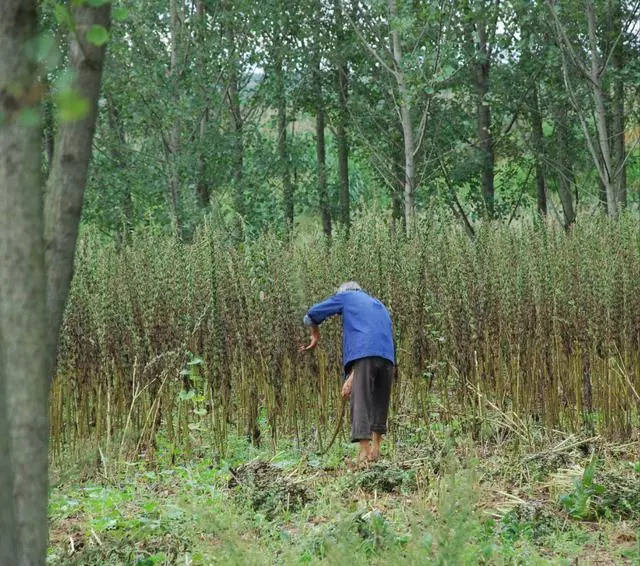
[559,458,640,521]
[71,0,640,237]
[559,459,606,520]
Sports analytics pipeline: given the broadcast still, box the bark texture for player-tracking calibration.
[167,0,182,233]
[530,84,547,216]
[275,52,293,232]
[474,20,495,218]
[1,3,110,563]
[0,3,48,563]
[610,0,626,207]
[314,60,332,238]
[551,97,576,229]
[389,0,416,232]
[45,4,112,368]
[586,0,616,217]
[334,0,350,230]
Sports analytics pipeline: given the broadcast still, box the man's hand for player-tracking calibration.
[341,370,354,399]
[299,325,320,352]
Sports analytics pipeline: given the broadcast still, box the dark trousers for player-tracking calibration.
[349,356,393,442]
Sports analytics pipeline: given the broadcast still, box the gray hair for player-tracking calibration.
[337,281,361,293]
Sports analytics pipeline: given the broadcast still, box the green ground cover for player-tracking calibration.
[48,419,640,565]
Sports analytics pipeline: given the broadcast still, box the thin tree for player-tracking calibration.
[0,3,111,563]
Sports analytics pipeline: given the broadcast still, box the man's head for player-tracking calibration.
[337,281,361,294]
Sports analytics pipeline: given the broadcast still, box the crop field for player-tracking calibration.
[47,217,640,564]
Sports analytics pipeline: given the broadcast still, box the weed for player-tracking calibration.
[348,462,417,494]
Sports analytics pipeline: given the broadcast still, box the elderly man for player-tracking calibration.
[300,282,395,463]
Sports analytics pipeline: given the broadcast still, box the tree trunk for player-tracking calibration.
[0,368,17,564]
[391,125,405,233]
[45,4,112,365]
[530,84,547,216]
[334,0,350,231]
[275,52,294,232]
[314,62,332,238]
[1,4,110,563]
[389,0,416,232]
[551,98,576,229]
[0,4,44,562]
[586,0,616,218]
[224,6,245,227]
[43,81,55,177]
[1,132,49,566]
[167,0,182,234]
[197,109,211,207]
[610,0,626,208]
[106,92,133,242]
[474,22,495,218]
[196,1,211,208]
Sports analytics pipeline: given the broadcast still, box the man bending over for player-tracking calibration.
[300,282,395,463]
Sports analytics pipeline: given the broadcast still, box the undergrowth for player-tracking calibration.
[48,418,640,565]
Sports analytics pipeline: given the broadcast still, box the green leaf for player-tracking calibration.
[54,4,73,27]
[87,0,110,5]
[178,390,195,401]
[113,6,129,21]
[86,24,109,46]
[55,89,89,122]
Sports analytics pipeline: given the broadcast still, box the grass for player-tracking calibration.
[48,416,640,565]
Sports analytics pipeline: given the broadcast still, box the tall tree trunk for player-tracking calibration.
[474,21,495,218]
[106,92,133,242]
[167,0,182,234]
[551,98,576,229]
[530,84,547,216]
[314,61,332,238]
[0,5,43,563]
[1,3,110,563]
[389,0,416,232]
[334,0,350,230]
[610,0,626,208]
[391,125,405,233]
[223,5,245,227]
[586,0,616,218]
[45,4,112,360]
[197,108,210,207]
[228,72,244,220]
[196,1,211,208]
[275,52,294,232]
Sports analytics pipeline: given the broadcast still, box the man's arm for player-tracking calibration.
[341,369,355,398]
[299,324,320,352]
[299,294,343,352]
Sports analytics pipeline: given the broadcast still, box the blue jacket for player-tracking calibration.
[304,290,395,371]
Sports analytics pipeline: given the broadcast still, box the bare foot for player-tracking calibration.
[370,432,383,461]
[346,454,369,470]
[357,450,370,465]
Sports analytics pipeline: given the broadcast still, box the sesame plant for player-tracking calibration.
[51,213,640,460]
